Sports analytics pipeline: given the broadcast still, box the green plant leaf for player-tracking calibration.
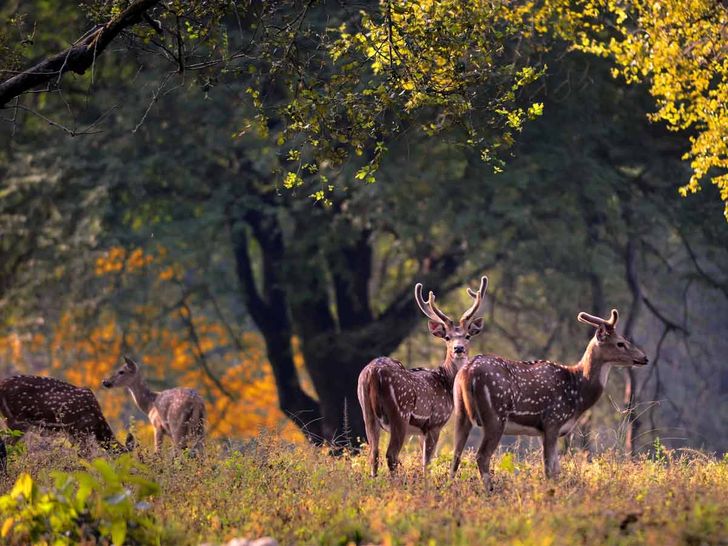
[110,518,127,546]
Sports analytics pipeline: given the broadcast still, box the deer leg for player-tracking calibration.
[366,422,381,477]
[450,406,473,479]
[153,426,165,454]
[476,419,505,493]
[385,418,407,474]
[422,428,441,472]
[542,429,561,479]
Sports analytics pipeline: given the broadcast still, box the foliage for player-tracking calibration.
[2,435,728,545]
[275,0,545,202]
[0,454,161,546]
[2,1,727,215]
[520,0,728,218]
[1,2,726,447]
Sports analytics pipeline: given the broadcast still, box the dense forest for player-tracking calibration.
[1,0,726,455]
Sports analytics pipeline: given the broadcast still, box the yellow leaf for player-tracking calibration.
[1,517,14,538]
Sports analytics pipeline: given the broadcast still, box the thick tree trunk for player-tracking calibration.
[229,215,324,443]
[230,190,464,445]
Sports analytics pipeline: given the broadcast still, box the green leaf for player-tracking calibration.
[110,518,127,546]
[498,452,516,474]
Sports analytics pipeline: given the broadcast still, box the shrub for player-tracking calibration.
[0,454,161,545]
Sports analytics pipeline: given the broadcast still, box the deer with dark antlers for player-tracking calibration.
[357,276,488,477]
[0,375,135,471]
[103,356,206,455]
[450,308,648,491]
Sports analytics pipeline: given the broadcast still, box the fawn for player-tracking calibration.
[102,356,205,455]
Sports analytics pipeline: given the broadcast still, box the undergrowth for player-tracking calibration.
[0,432,726,545]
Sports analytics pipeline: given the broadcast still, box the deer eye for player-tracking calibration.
[119,370,125,375]
[617,342,625,349]
[444,335,451,341]
[465,335,471,340]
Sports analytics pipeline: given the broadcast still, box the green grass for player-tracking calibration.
[1,433,727,545]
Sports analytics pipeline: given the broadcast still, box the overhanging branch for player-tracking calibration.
[0,0,161,107]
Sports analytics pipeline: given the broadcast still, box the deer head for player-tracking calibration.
[414,276,488,368]
[102,356,140,389]
[578,309,648,367]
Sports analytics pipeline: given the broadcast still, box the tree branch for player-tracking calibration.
[0,0,161,107]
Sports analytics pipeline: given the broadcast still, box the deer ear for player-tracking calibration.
[467,317,484,336]
[596,326,610,343]
[123,356,138,372]
[428,321,447,338]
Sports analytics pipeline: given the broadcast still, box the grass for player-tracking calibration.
[1,432,727,545]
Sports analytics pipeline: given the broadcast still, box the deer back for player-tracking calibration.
[152,387,206,429]
[459,355,587,433]
[359,357,454,430]
[0,375,120,447]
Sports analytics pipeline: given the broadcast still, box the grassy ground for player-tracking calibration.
[1,432,727,545]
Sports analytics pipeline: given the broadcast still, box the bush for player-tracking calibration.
[0,454,161,545]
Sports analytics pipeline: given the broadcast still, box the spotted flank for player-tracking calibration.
[0,374,129,470]
[450,308,649,490]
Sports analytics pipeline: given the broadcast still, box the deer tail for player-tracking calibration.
[457,368,483,427]
[188,398,206,453]
[357,364,381,445]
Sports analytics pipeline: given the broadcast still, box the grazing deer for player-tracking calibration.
[357,276,488,476]
[0,375,135,471]
[450,308,648,491]
[102,356,206,455]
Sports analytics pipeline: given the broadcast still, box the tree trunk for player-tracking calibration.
[622,238,642,455]
[229,189,464,445]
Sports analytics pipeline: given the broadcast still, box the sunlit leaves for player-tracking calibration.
[520,0,728,219]
[272,0,545,195]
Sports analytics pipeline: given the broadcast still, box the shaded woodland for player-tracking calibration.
[1,0,727,454]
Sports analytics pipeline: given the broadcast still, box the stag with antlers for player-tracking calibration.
[450,308,648,491]
[357,276,488,477]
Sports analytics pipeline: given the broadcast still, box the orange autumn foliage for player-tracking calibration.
[0,246,308,446]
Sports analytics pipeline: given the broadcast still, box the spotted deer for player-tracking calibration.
[0,375,135,471]
[102,356,206,455]
[450,308,648,491]
[357,276,488,477]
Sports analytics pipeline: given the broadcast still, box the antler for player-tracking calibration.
[414,283,453,326]
[460,276,489,325]
[577,308,619,329]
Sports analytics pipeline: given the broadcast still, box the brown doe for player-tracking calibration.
[102,356,206,455]
[0,375,134,472]
[450,308,648,491]
[357,276,488,476]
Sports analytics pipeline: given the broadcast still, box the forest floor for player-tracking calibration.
[1,432,727,545]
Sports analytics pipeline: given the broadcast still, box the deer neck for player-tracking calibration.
[573,339,611,411]
[438,353,465,388]
[127,375,159,415]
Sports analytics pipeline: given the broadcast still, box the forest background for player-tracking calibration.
[1,0,727,456]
